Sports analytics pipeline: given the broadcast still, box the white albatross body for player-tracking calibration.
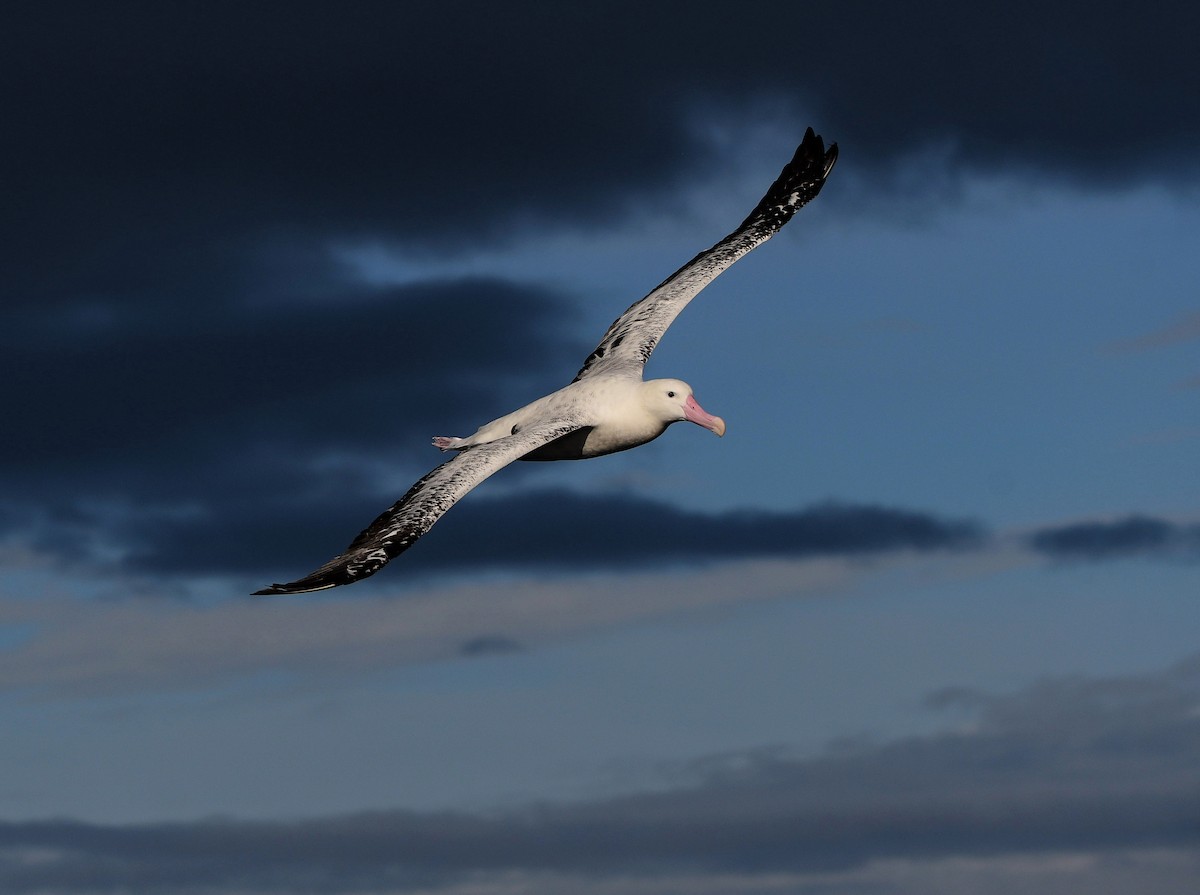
[434,377,726,461]
[255,128,837,594]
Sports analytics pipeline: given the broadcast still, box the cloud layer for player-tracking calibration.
[131,494,983,581]
[0,556,884,695]
[2,655,1197,893]
[6,1,1199,276]
[1029,515,1200,561]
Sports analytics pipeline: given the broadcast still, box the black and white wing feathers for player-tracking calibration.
[572,127,838,383]
[253,421,582,595]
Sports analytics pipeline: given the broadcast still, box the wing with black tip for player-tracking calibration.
[253,421,582,594]
[572,127,838,382]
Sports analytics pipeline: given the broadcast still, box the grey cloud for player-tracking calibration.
[1107,311,1200,353]
[0,559,859,695]
[0,269,581,560]
[459,636,524,658]
[4,273,579,471]
[2,656,1197,893]
[117,493,982,582]
[1028,515,1200,560]
[4,1,1199,305]
[383,494,985,574]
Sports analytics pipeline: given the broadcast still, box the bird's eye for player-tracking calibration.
[667,390,676,398]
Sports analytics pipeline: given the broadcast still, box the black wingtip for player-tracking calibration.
[735,126,838,233]
[798,127,838,175]
[251,578,342,596]
[793,127,839,190]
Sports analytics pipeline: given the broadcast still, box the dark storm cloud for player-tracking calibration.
[1028,514,1200,560]
[4,1,1198,297]
[3,274,576,472]
[2,656,1197,893]
[415,494,984,570]
[5,1,1198,590]
[4,2,1197,326]
[0,260,582,576]
[117,491,982,581]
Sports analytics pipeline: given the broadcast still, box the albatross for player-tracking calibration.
[254,128,838,595]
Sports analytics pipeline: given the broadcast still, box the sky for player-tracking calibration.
[2,1,1199,892]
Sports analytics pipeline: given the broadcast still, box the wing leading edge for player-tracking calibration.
[572,127,838,383]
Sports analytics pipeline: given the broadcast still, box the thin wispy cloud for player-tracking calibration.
[0,558,857,696]
[1106,310,1200,353]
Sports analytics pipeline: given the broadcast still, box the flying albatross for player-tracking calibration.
[254,127,838,595]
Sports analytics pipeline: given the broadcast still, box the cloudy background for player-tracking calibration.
[2,2,1199,892]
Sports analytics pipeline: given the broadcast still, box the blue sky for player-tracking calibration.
[2,2,1198,893]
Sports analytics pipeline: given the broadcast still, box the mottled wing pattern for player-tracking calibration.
[253,421,583,594]
[572,127,838,383]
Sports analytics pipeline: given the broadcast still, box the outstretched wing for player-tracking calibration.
[253,421,582,595]
[573,127,838,383]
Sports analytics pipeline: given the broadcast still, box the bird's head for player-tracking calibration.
[641,379,726,437]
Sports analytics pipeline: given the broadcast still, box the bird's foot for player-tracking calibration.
[432,436,465,451]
